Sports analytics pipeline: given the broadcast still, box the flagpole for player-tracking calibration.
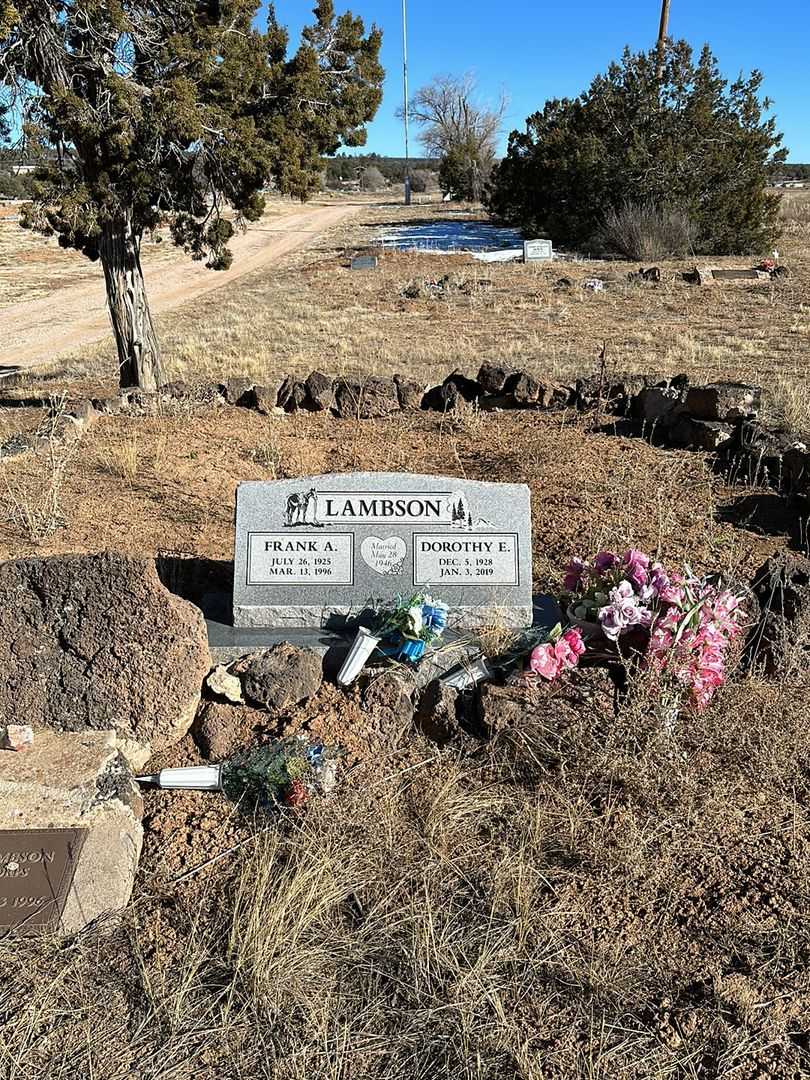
[402,0,411,205]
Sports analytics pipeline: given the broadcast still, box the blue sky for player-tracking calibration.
[264,1,810,160]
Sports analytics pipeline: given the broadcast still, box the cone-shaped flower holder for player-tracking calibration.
[440,656,494,690]
[337,626,382,686]
[136,765,223,790]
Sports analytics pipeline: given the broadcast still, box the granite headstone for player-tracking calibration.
[233,473,533,629]
[523,239,553,262]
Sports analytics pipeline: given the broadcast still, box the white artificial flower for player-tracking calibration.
[407,605,423,636]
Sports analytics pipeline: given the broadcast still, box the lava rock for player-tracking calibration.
[192,701,264,760]
[477,362,514,396]
[223,376,255,406]
[631,385,686,425]
[394,374,426,410]
[333,376,401,419]
[0,553,211,768]
[668,416,735,451]
[361,670,416,748]
[252,381,285,415]
[783,444,810,499]
[305,370,335,412]
[277,376,308,413]
[363,670,415,725]
[747,552,810,674]
[573,373,646,414]
[504,370,542,405]
[685,382,761,422]
[414,681,462,743]
[239,643,323,711]
[422,369,481,412]
[442,369,481,403]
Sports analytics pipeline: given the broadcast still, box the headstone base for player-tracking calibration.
[203,592,560,685]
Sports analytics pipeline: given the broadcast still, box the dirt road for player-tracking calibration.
[0,200,360,376]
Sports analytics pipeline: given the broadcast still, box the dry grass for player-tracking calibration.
[1,395,76,543]
[777,188,810,225]
[1,659,808,1079]
[7,194,805,432]
[1,194,809,1079]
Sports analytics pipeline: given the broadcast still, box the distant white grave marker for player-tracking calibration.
[523,239,553,262]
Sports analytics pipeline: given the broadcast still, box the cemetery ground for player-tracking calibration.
[0,195,809,1077]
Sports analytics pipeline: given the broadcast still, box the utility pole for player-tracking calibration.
[402,0,411,205]
[656,0,671,81]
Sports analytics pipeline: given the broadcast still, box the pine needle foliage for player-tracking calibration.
[488,41,785,256]
[0,1,383,387]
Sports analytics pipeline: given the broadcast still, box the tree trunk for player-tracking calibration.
[99,216,165,391]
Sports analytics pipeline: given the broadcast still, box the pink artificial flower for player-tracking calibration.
[622,548,651,589]
[562,628,586,658]
[593,551,619,574]
[554,638,578,670]
[563,557,587,592]
[529,644,561,681]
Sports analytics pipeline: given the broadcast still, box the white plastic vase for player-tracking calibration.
[135,765,223,790]
[337,627,382,686]
[440,657,494,690]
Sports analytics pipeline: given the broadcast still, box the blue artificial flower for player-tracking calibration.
[306,744,326,766]
[397,638,426,662]
[422,598,449,635]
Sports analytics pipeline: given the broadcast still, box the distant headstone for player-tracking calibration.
[523,239,553,262]
[351,255,379,271]
[233,473,533,629]
[0,828,86,934]
[709,268,770,282]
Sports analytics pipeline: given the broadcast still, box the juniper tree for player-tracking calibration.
[0,1,383,389]
[488,41,785,255]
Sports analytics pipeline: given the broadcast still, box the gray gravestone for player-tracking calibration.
[233,473,533,629]
[351,255,379,271]
[523,238,553,262]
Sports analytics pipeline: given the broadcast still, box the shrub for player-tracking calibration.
[601,201,697,259]
[439,138,490,202]
[409,168,437,193]
[360,165,387,192]
[0,169,34,199]
[488,41,785,255]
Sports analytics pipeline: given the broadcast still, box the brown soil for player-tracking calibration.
[0,236,808,1074]
[0,408,784,592]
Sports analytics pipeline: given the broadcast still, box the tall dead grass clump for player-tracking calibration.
[226,829,355,1016]
[602,200,697,260]
[2,395,75,543]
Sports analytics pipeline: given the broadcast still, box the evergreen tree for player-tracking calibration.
[0,2,383,388]
[488,41,785,255]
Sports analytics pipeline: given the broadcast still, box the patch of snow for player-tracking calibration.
[472,248,524,263]
[377,220,524,254]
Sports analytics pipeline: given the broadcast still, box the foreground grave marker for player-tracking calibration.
[0,828,86,934]
[0,731,143,934]
[233,473,533,629]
